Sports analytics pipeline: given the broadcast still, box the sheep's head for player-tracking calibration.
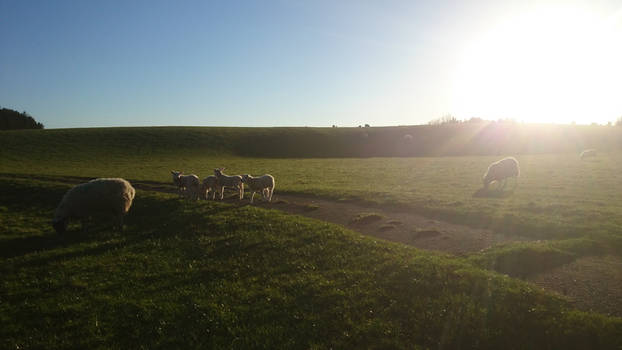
[482,174,492,188]
[214,168,225,177]
[241,174,250,183]
[52,219,67,234]
[171,171,182,185]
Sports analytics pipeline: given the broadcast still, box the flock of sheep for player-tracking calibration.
[171,168,276,204]
[51,150,596,233]
[50,169,275,233]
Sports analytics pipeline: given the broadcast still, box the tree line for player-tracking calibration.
[0,108,44,130]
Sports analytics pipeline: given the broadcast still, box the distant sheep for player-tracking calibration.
[52,178,135,233]
[171,171,200,200]
[483,157,520,190]
[241,174,275,203]
[214,168,244,200]
[200,175,220,200]
[580,149,597,160]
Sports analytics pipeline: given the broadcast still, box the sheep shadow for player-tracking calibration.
[0,226,119,261]
[472,187,515,198]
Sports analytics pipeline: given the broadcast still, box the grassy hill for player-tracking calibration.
[2,123,622,159]
[2,126,622,243]
[1,177,620,349]
[2,125,622,347]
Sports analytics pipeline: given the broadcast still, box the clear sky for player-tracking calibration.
[1,0,621,129]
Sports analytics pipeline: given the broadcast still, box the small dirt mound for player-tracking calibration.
[349,213,385,225]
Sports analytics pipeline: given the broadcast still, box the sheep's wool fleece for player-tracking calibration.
[53,178,135,222]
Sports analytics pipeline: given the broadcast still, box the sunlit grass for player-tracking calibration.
[1,178,621,348]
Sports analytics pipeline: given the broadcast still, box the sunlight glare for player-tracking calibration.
[451,5,622,124]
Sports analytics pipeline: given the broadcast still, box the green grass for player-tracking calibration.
[1,177,621,349]
[2,127,622,239]
[2,126,622,346]
[2,127,622,277]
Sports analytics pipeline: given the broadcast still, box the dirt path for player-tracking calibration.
[256,193,529,256]
[114,178,529,255]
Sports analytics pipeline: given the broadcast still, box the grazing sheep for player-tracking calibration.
[213,168,244,200]
[241,174,275,203]
[200,175,220,200]
[483,157,520,190]
[171,171,200,200]
[580,149,597,160]
[52,178,135,233]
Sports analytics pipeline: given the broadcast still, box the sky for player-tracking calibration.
[1,0,621,129]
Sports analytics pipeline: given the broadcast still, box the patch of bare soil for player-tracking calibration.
[249,193,529,256]
[528,255,622,317]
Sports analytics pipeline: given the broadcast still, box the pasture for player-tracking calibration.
[1,126,622,348]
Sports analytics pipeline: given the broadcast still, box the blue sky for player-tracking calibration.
[2,0,621,128]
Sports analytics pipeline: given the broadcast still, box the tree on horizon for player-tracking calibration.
[0,107,44,130]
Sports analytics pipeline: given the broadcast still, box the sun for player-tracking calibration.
[451,4,622,124]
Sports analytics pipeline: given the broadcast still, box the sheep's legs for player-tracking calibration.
[117,215,124,231]
[239,185,244,200]
[250,191,256,203]
[511,177,518,190]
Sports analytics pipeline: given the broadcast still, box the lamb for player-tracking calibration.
[580,149,597,160]
[241,174,275,203]
[200,175,220,200]
[52,178,136,233]
[171,171,201,200]
[482,157,520,190]
[213,168,244,200]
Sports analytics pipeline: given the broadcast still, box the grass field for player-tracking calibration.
[2,126,622,347]
[2,177,621,348]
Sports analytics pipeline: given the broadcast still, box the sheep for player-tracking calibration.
[200,175,220,200]
[52,178,135,233]
[171,171,200,200]
[482,157,520,190]
[213,168,244,200]
[580,149,597,160]
[241,174,275,203]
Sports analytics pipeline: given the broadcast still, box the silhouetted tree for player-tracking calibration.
[465,117,486,123]
[0,108,44,130]
[428,114,459,125]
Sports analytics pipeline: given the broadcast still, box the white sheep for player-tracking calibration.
[200,175,220,200]
[482,157,520,190]
[52,178,136,233]
[213,168,244,200]
[580,149,597,160]
[171,171,200,200]
[241,174,275,203]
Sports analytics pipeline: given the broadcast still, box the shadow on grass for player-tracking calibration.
[0,233,79,259]
[472,187,515,198]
